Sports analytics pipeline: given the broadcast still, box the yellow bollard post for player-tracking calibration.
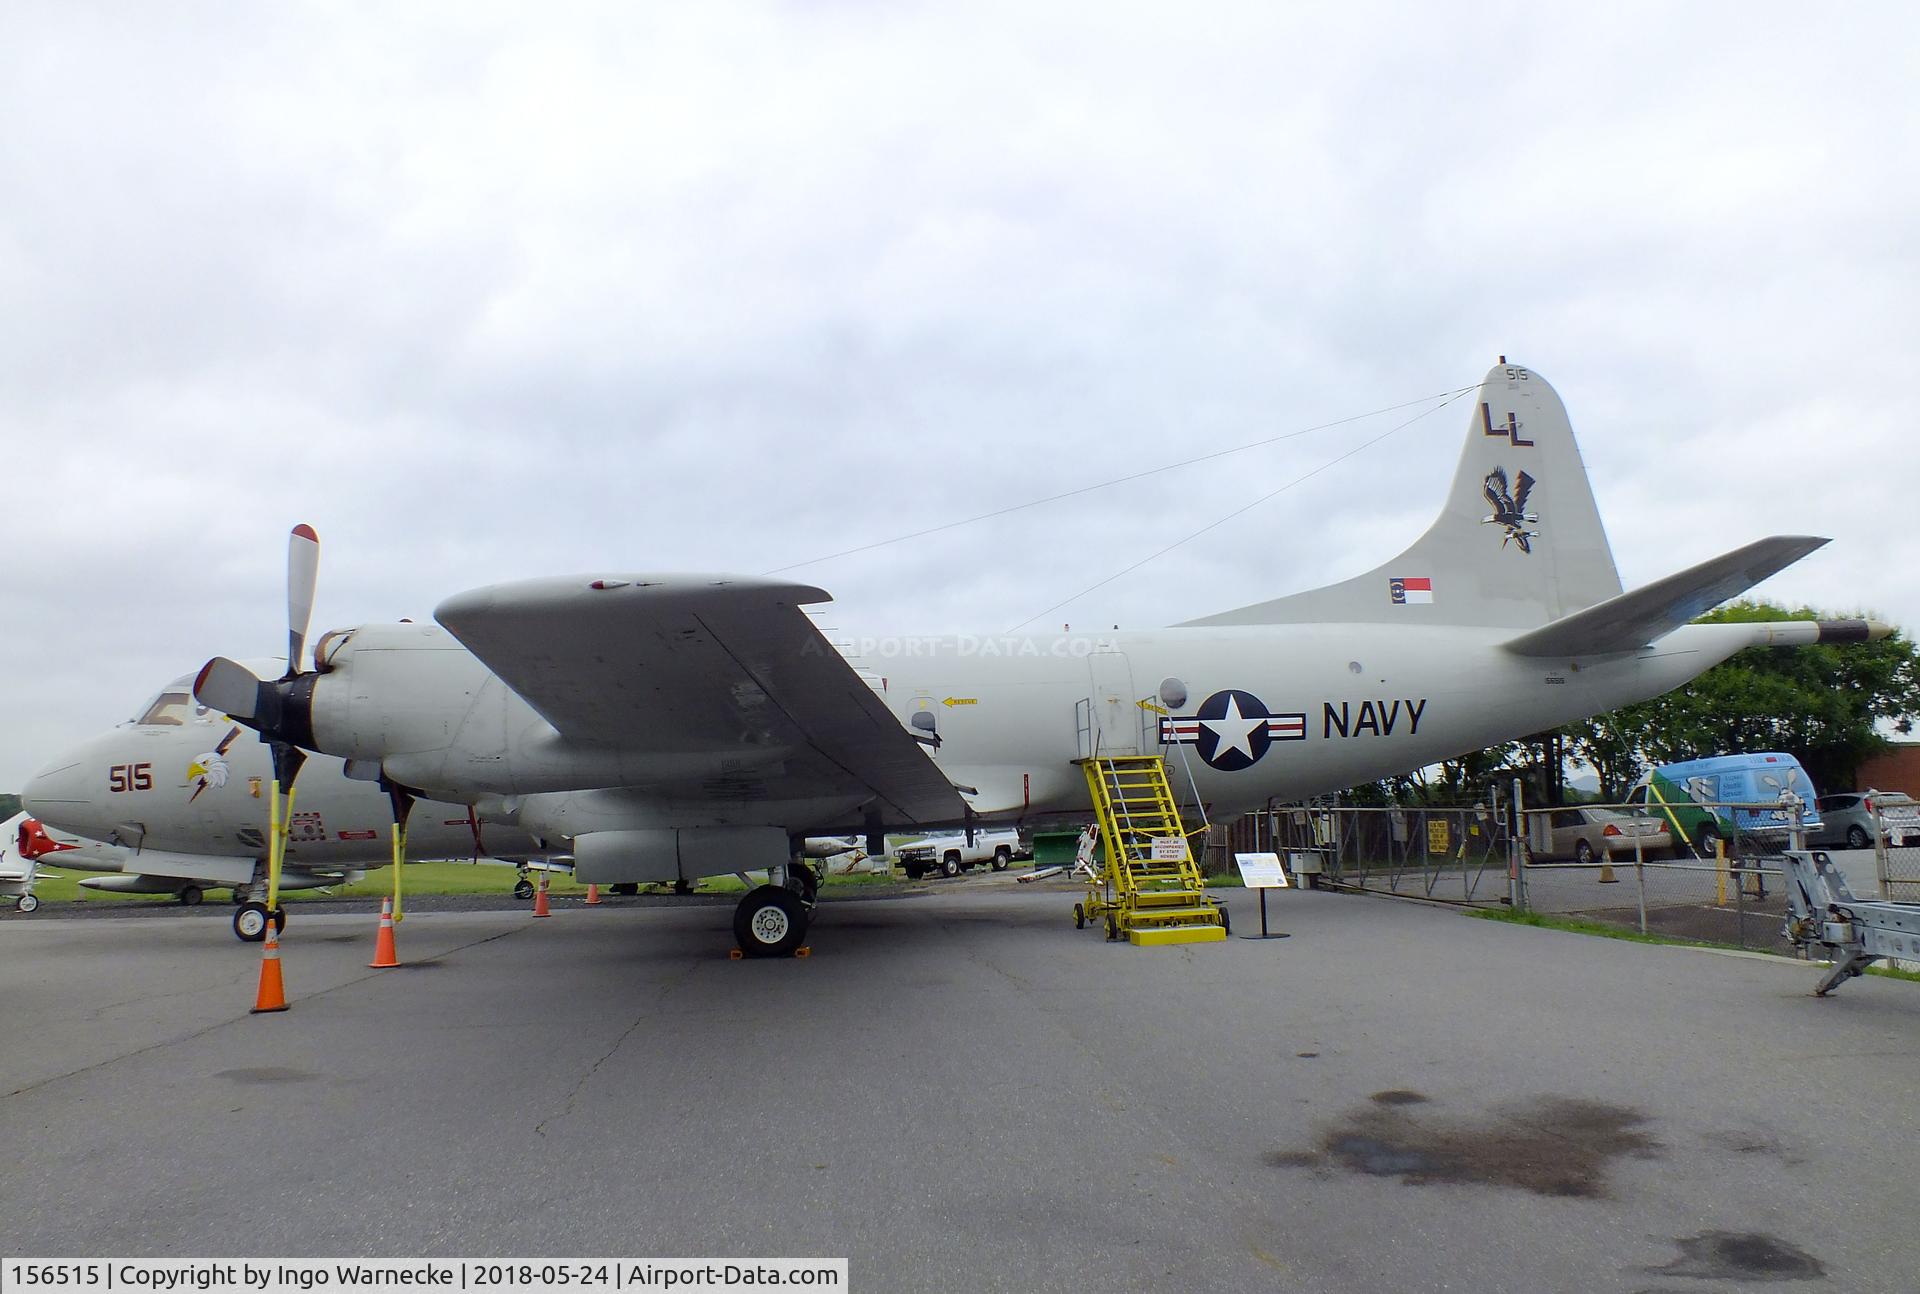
[391,820,407,923]
[1715,838,1728,907]
[268,781,289,913]
[266,777,280,909]
[254,777,293,1012]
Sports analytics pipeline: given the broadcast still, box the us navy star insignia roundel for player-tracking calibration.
[1159,689,1307,771]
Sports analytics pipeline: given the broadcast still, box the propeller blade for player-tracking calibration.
[286,523,320,677]
[193,657,264,720]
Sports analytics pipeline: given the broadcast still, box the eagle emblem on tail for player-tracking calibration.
[1482,467,1539,553]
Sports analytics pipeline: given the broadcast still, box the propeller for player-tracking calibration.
[192,524,323,788]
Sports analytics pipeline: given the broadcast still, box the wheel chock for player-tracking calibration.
[728,947,745,960]
[794,946,812,958]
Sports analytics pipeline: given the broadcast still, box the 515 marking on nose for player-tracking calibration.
[108,762,154,792]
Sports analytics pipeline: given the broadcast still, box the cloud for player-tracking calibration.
[3,1,1916,786]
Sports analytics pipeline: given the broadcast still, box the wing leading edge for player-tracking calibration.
[1500,536,1829,657]
[435,575,966,825]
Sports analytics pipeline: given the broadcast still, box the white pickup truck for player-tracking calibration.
[892,829,1024,879]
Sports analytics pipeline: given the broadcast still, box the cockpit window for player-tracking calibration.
[136,691,196,726]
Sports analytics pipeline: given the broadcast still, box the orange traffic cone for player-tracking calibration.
[585,883,602,906]
[370,896,400,968]
[532,878,552,918]
[252,924,289,1013]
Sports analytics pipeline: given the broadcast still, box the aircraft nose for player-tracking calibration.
[21,752,95,832]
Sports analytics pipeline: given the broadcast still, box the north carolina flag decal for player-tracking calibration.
[1389,576,1433,605]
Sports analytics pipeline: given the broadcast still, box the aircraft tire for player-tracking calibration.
[991,847,1011,872]
[17,894,39,914]
[234,902,270,942]
[1074,902,1085,929]
[513,879,536,901]
[271,906,287,933]
[734,885,808,957]
[179,884,204,907]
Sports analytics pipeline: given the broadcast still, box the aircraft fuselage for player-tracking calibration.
[290,618,1753,837]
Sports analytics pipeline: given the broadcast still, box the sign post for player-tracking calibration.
[1234,851,1291,940]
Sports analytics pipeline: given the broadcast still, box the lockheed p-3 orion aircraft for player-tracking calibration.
[24,362,1883,955]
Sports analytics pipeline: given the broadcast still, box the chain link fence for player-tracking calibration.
[1259,804,1513,903]
[1881,843,1920,902]
[1248,801,1818,952]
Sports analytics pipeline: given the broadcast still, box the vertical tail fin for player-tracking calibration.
[1181,361,1622,628]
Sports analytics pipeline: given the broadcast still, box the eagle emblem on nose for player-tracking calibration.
[1482,467,1539,553]
[187,726,242,802]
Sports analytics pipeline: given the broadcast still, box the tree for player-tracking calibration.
[1564,709,1658,802]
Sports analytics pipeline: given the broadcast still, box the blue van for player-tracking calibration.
[1629,753,1823,853]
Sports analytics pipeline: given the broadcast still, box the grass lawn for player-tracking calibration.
[25,861,904,905]
[26,861,549,905]
[1470,907,1920,984]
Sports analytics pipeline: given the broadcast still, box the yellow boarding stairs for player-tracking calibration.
[1073,755,1227,945]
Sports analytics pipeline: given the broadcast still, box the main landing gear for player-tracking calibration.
[732,863,820,958]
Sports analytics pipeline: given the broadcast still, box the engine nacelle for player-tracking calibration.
[309,622,495,764]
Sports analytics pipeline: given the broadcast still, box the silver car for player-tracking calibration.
[1539,807,1672,864]
[1810,790,1920,849]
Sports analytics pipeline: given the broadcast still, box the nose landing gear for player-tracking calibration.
[233,901,287,943]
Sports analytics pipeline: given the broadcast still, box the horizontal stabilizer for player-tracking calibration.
[1500,536,1829,657]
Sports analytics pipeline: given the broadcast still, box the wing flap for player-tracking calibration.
[435,575,966,825]
[1500,536,1829,657]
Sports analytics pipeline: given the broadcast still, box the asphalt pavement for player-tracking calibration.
[2,879,1916,1292]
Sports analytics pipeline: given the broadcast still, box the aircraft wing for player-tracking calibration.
[435,576,967,824]
[1500,536,1829,657]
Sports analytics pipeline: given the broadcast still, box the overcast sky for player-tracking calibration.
[3,2,1915,789]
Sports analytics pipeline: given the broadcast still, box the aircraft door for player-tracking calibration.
[1083,650,1141,758]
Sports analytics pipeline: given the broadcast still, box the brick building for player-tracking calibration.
[1854,742,1920,795]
